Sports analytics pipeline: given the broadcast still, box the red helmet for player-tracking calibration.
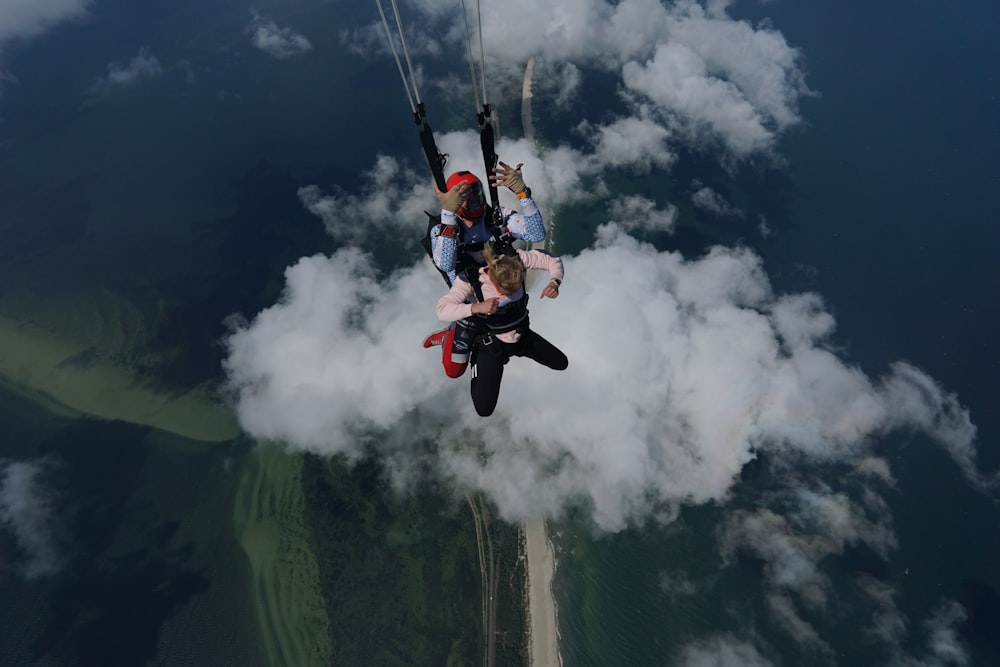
[446,171,487,220]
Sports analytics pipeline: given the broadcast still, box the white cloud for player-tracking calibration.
[623,41,773,155]
[547,61,582,109]
[720,487,897,607]
[677,634,774,667]
[663,1,808,130]
[581,113,678,173]
[719,482,902,657]
[340,14,443,61]
[757,214,772,238]
[0,459,62,579]
[691,184,743,218]
[224,207,979,531]
[922,602,969,667]
[296,131,607,244]
[659,570,697,596]
[853,456,897,488]
[608,194,678,233]
[857,575,908,646]
[879,363,981,486]
[856,579,972,667]
[249,11,313,60]
[766,592,832,655]
[92,48,162,92]
[348,0,811,162]
[298,155,431,244]
[0,0,89,49]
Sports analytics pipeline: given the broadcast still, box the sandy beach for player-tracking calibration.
[0,315,239,443]
[525,520,560,667]
[521,57,562,667]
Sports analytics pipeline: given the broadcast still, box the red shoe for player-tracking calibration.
[422,328,449,348]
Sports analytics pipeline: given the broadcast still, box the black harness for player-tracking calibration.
[462,264,529,336]
[421,207,516,287]
[420,209,526,356]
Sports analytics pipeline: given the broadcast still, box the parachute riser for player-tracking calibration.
[477,104,508,244]
[420,123,448,193]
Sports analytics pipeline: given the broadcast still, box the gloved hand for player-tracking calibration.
[491,161,526,194]
[435,181,466,215]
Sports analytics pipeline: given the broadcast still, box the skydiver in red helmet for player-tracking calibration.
[422,161,549,380]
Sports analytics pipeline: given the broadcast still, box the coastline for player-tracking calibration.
[521,57,562,667]
[524,520,560,667]
[0,315,239,443]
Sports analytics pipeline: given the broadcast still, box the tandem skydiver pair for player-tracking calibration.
[421,164,568,417]
[375,0,568,416]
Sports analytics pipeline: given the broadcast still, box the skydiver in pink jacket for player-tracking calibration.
[425,243,567,416]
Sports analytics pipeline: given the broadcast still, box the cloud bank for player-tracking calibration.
[224,203,978,532]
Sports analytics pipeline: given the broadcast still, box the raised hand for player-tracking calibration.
[490,161,526,194]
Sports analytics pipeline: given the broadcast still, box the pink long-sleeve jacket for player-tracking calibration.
[436,249,564,343]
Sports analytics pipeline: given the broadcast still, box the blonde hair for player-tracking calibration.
[483,244,523,294]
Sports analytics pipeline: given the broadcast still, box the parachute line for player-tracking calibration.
[459,0,483,113]
[476,0,488,107]
[389,0,423,108]
[375,0,428,118]
[375,0,417,114]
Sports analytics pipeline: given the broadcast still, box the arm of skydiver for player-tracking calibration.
[430,214,459,284]
[502,196,545,243]
[516,249,564,299]
[436,276,498,321]
[492,161,545,243]
[430,181,467,283]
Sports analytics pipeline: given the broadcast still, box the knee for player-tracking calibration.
[471,381,498,417]
[442,326,470,378]
[552,353,568,371]
[444,358,469,378]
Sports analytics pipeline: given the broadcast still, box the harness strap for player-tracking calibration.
[463,264,487,303]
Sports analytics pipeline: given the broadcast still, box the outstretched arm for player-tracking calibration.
[517,249,563,299]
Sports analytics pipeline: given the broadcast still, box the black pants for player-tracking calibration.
[470,329,568,417]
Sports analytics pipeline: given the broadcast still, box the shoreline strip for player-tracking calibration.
[521,56,562,667]
[525,519,560,667]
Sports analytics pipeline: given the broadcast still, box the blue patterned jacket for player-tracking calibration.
[430,196,545,284]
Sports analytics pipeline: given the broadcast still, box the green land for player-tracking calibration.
[0,298,528,665]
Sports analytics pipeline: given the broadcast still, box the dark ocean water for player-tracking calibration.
[550,2,1000,665]
[0,391,264,666]
[750,0,1000,452]
[1,0,998,665]
[0,1,381,664]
